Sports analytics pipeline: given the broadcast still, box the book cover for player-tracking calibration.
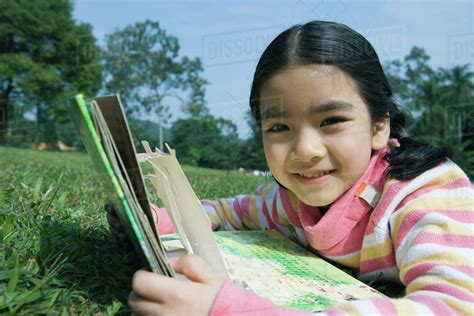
[65,94,173,276]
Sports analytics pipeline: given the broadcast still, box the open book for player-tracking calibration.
[66,94,382,312]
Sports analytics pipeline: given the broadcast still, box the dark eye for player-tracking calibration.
[267,123,289,133]
[321,117,346,127]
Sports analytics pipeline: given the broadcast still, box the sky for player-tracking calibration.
[73,0,474,138]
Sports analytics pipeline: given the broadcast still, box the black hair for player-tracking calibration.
[249,20,451,181]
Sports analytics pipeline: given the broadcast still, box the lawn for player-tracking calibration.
[0,146,268,314]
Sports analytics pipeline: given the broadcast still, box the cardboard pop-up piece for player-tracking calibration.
[138,141,230,279]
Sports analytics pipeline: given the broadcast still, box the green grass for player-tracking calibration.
[0,146,268,314]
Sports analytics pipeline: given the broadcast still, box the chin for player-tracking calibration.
[300,195,337,207]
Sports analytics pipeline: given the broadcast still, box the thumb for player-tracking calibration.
[170,254,223,286]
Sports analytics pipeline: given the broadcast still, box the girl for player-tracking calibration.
[126,21,473,315]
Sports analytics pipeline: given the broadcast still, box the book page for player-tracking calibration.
[162,230,382,312]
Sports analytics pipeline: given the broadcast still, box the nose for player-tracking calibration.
[290,130,326,162]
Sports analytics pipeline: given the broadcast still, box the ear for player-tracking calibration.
[371,116,390,150]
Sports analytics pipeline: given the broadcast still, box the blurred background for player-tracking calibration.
[1,0,473,177]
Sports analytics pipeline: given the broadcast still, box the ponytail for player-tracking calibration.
[384,109,452,180]
[385,138,452,180]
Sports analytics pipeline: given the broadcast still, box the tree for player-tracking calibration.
[0,0,102,145]
[384,46,474,178]
[102,20,208,150]
[439,65,474,144]
[169,116,241,170]
[239,110,267,171]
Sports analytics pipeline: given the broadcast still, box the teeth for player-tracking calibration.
[298,170,331,178]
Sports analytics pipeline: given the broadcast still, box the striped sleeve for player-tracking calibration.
[153,182,307,244]
[200,182,281,231]
[200,183,311,247]
[389,183,474,314]
[316,166,474,315]
[152,182,282,233]
[151,183,279,234]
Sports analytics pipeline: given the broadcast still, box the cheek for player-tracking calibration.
[263,142,284,172]
[330,132,372,173]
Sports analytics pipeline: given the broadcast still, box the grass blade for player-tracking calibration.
[41,172,64,214]
[0,214,14,240]
[10,255,67,313]
[6,253,19,296]
[32,177,43,202]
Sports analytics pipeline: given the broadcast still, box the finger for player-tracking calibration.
[132,269,190,302]
[171,254,223,285]
[128,291,162,315]
[104,201,116,215]
[117,231,129,243]
[106,212,124,231]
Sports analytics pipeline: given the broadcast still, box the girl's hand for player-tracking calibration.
[128,254,225,315]
[105,201,161,250]
[105,201,134,250]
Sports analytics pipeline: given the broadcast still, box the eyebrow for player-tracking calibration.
[260,100,355,120]
[260,106,286,120]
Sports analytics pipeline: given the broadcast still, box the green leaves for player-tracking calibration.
[169,116,243,170]
[102,20,208,122]
[384,46,474,179]
[0,0,102,145]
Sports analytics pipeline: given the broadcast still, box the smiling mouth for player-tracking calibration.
[293,169,336,185]
[296,170,335,178]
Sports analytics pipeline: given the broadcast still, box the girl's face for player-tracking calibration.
[260,64,389,207]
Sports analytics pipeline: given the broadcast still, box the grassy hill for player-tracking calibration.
[0,147,268,314]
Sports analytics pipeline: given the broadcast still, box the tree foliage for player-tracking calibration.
[0,0,102,145]
[169,115,241,170]
[102,20,208,121]
[102,20,209,151]
[385,46,474,178]
[238,110,267,171]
